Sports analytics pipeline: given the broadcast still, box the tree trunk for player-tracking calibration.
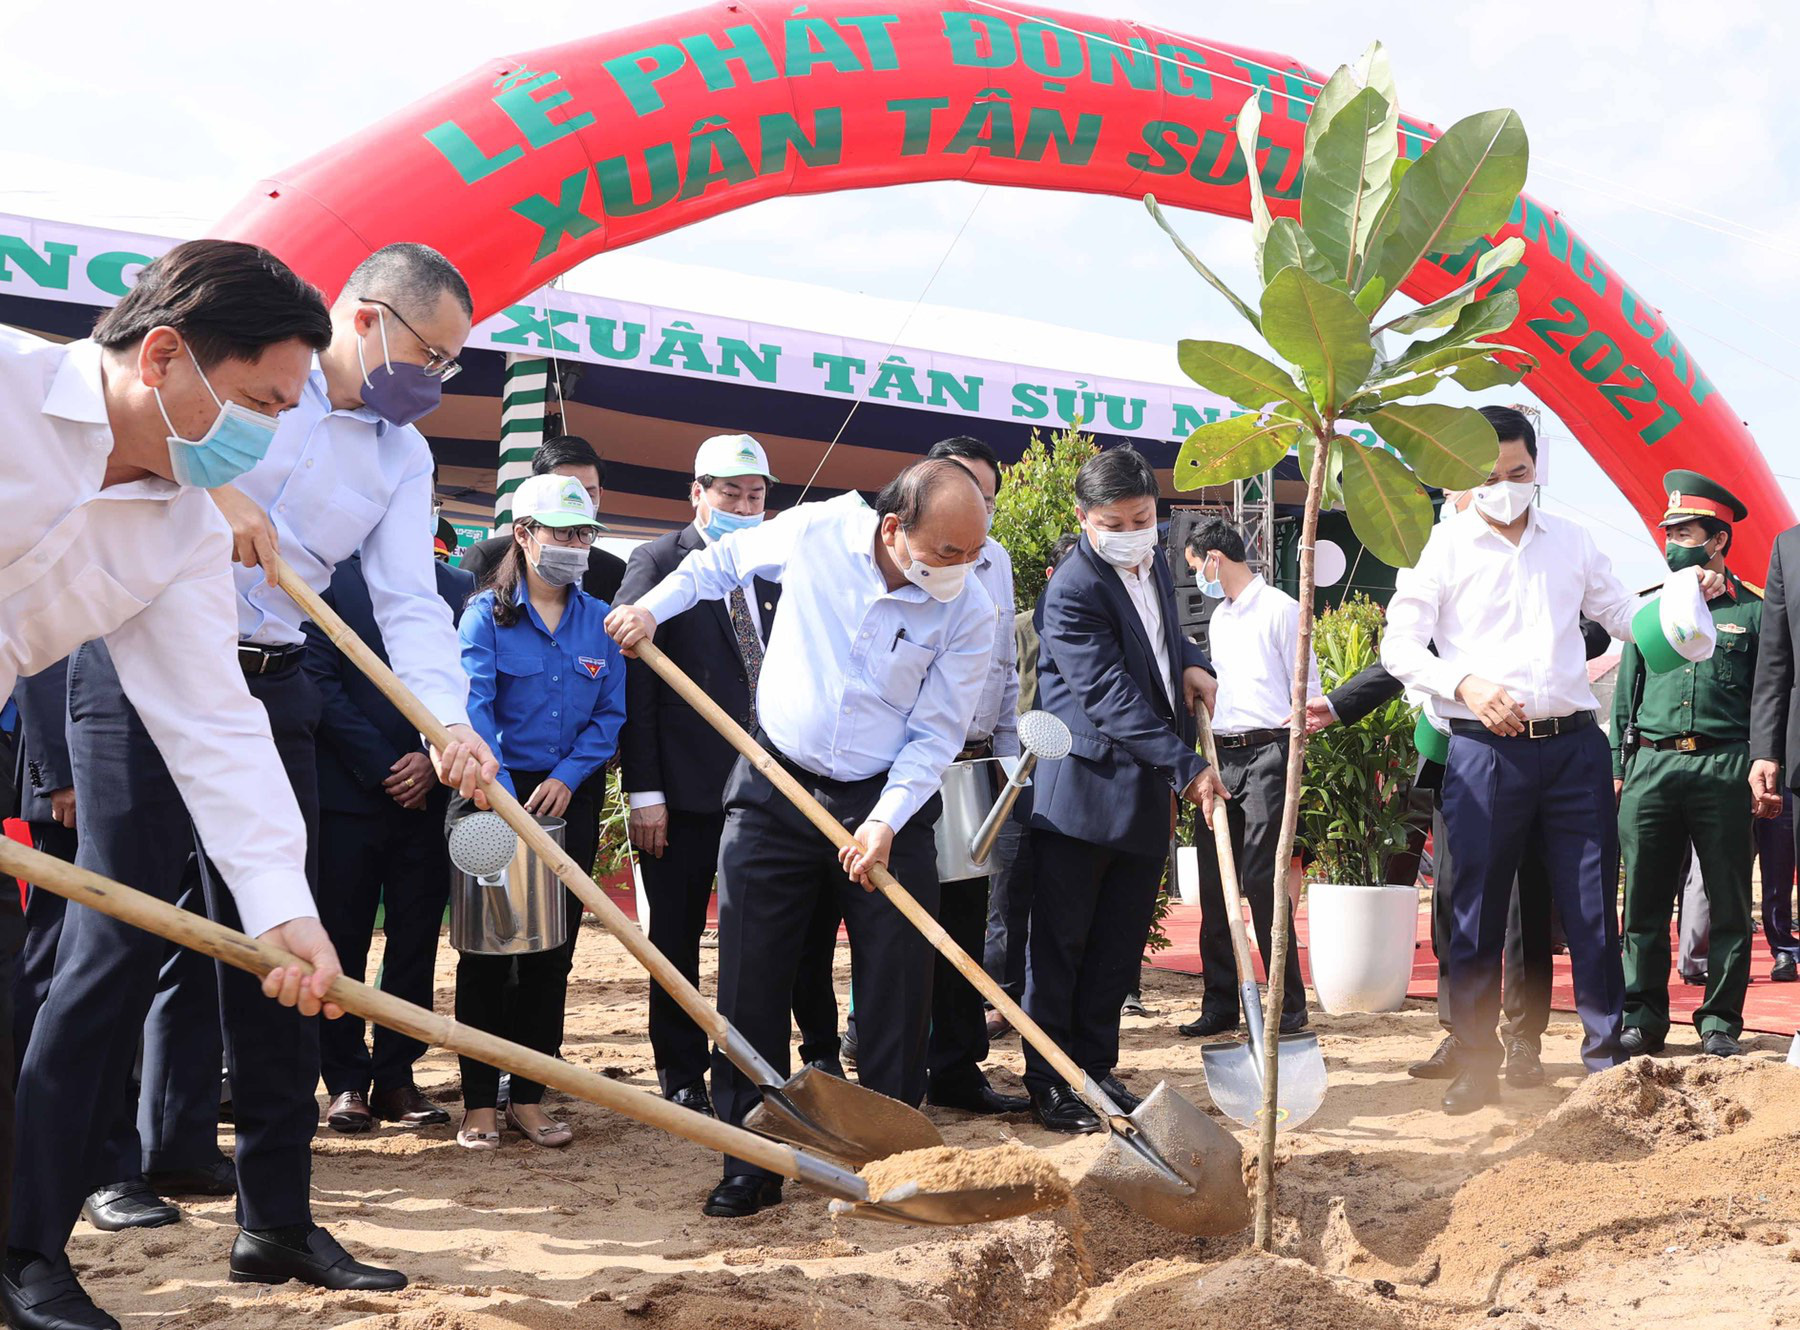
[1253,426,1331,1250]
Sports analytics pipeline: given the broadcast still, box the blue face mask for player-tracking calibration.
[704,506,763,541]
[153,347,279,489]
[358,308,443,428]
[1196,554,1225,599]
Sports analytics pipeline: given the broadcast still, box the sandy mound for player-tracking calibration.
[1052,1251,1434,1329]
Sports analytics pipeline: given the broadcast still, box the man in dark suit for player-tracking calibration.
[618,435,838,1114]
[460,435,626,604]
[305,550,473,1133]
[1022,444,1224,1133]
[1752,522,1800,882]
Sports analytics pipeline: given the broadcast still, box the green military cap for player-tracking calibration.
[1660,469,1748,527]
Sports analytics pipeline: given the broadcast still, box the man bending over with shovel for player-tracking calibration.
[606,458,994,1219]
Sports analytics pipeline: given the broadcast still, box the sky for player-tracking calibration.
[2,0,1795,589]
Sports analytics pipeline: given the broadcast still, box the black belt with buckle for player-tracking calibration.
[957,738,995,762]
[1637,733,1736,754]
[1450,710,1596,740]
[238,642,306,678]
[1215,727,1287,751]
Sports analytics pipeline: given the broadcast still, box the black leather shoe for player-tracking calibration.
[1408,1034,1462,1080]
[81,1182,178,1233]
[927,1076,1030,1115]
[229,1226,407,1290]
[1279,1008,1310,1035]
[145,1157,236,1198]
[1120,990,1148,1017]
[1679,971,1708,987]
[1619,1027,1665,1057]
[1030,1085,1102,1134]
[807,1055,846,1080]
[2,1251,120,1330]
[1503,1038,1545,1088]
[1098,1075,1142,1114]
[702,1174,783,1218]
[840,1028,858,1071]
[1441,1068,1499,1116]
[1178,1010,1238,1039]
[1702,1031,1744,1057]
[1773,954,1798,983]
[666,1083,715,1117]
[325,1090,374,1134]
[370,1085,450,1127]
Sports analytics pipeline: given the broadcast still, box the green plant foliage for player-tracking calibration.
[1362,403,1498,488]
[1374,236,1524,336]
[1145,194,1261,334]
[991,422,1098,609]
[1261,217,1340,288]
[1299,595,1420,886]
[1176,413,1307,488]
[1298,436,1346,512]
[1260,266,1376,409]
[1301,84,1396,282]
[1238,96,1275,269]
[1177,339,1319,423]
[594,763,632,883]
[1382,289,1526,381]
[1339,439,1434,566]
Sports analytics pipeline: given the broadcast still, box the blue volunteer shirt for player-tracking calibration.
[460,585,626,798]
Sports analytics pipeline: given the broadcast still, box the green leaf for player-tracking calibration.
[1259,266,1376,410]
[1374,236,1525,336]
[1382,289,1524,378]
[1449,356,1528,391]
[1363,403,1499,488]
[1353,275,1388,316]
[1340,441,1434,566]
[1299,436,1346,510]
[1303,64,1362,162]
[1177,339,1320,422]
[1144,194,1261,335]
[1359,109,1529,316]
[1173,413,1307,489]
[1261,217,1340,288]
[1237,95,1274,271]
[1301,85,1396,283]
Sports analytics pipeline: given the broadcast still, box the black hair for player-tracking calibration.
[92,238,331,370]
[343,242,473,319]
[926,435,1003,489]
[874,457,983,531]
[1679,515,1734,557]
[1074,443,1159,508]
[483,523,551,628]
[1049,532,1081,569]
[1478,404,1537,460]
[1185,516,1248,563]
[533,434,605,487]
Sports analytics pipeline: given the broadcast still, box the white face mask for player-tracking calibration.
[903,554,970,603]
[1090,525,1159,569]
[1471,480,1536,524]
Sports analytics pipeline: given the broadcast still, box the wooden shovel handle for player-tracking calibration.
[270,559,736,1051]
[0,836,809,1182]
[631,638,1095,1096]
[1195,706,1261,985]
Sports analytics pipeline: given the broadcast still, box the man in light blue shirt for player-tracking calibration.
[608,458,993,1219]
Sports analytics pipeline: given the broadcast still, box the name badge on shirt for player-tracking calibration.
[578,655,607,678]
[1718,622,1747,634]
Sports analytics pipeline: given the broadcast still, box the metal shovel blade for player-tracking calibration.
[839,1178,1058,1226]
[744,1063,944,1167]
[1083,1081,1251,1235]
[1201,1031,1327,1132]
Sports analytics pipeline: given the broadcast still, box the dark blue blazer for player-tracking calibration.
[12,656,71,825]
[303,554,474,817]
[1027,536,1211,855]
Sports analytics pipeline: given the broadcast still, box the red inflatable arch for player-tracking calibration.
[215,1,1789,573]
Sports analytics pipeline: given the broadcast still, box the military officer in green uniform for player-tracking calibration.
[1612,470,1760,1058]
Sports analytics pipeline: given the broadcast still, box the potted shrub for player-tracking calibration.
[1298,595,1422,1013]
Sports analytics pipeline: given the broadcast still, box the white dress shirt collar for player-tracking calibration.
[42,338,109,425]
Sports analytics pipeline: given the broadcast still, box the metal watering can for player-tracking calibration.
[447,811,569,955]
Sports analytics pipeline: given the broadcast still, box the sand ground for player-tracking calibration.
[67,917,1800,1328]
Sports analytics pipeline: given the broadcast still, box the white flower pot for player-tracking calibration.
[1305,883,1419,1014]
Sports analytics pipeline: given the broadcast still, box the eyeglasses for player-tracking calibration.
[528,523,600,547]
[357,297,462,382]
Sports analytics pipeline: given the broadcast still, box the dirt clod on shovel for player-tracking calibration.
[860,1143,1072,1206]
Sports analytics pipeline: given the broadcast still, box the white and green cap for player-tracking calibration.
[512,473,597,529]
[694,433,778,482]
[1631,565,1717,674]
[1412,708,1450,766]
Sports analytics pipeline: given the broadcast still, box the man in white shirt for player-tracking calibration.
[1382,406,1647,1114]
[607,458,993,1219]
[1177,517,1318,1041]
[919,436,1029,1116]
[0,240,355,1330]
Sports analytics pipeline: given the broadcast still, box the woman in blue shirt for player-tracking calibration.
[453,474,626,1149]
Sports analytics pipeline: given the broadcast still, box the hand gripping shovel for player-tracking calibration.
[1194,707,1327,1131]
[0,837,1050,1228]
[273,559,940,1169]
[631,638,1250,1237]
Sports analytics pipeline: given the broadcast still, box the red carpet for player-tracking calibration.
[1144,898,1800,1037]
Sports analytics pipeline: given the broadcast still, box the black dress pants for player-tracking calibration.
[928,873,991,1089]
[453,768,595,1110]
[318,789,451,1098]
[1020,827,1163,1093]
[982,816,1032,1000]
[711,752,941,1181]
[11,646,322,1258]
[1196,741,1306,1020]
